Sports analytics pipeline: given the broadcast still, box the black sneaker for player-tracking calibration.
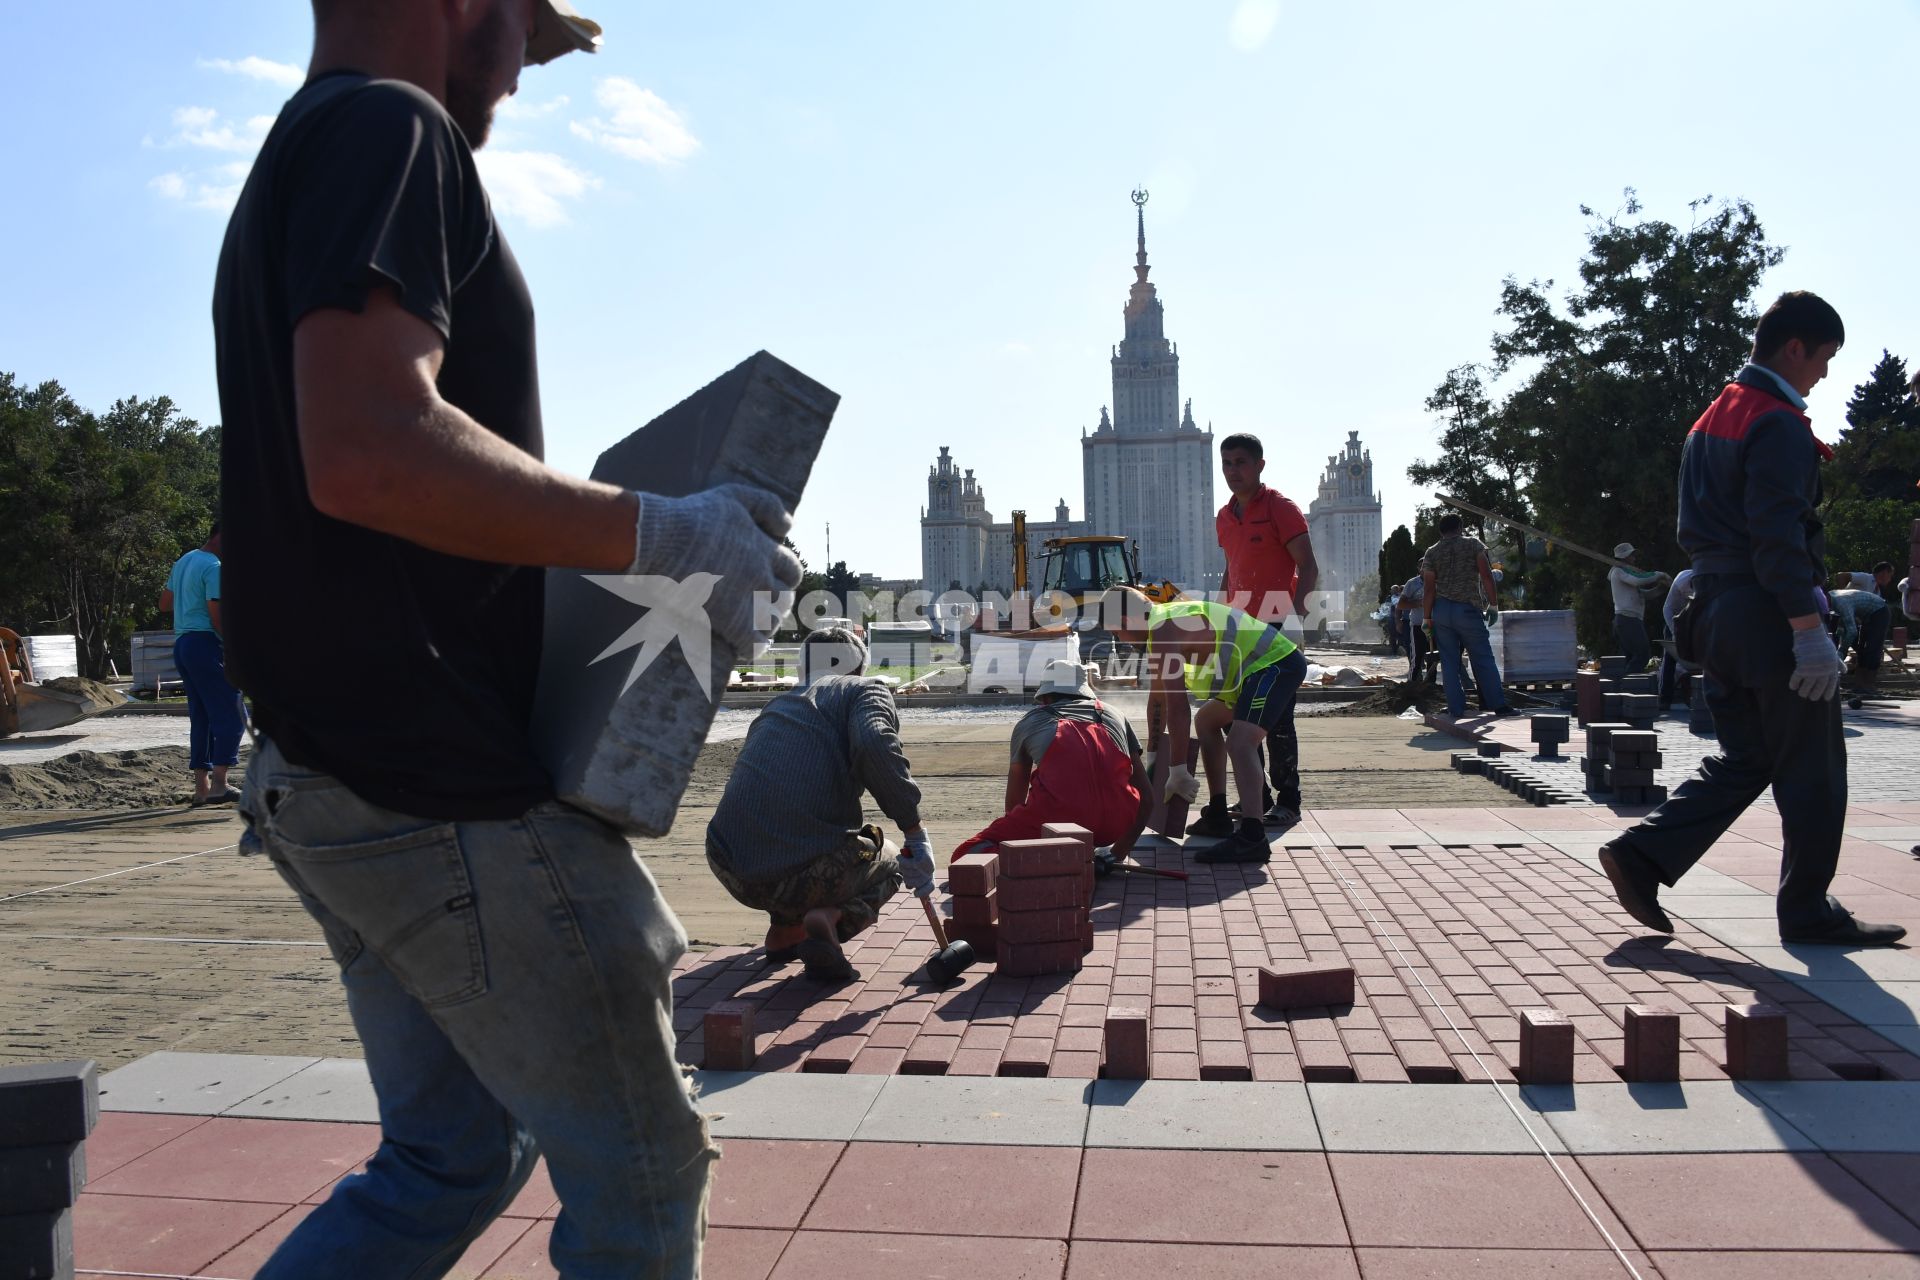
[1196,819,1272,863]
[1186,796,1235,838]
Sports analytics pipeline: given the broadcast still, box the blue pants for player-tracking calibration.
[173,630,245,771]
[1430,597,1506,718]
[241,736,715,1279]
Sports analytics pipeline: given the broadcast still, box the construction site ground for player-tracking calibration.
[12,695,1920,1277]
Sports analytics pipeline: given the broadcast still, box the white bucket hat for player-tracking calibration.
[1035,659,1093,701]
[526,0,602,66]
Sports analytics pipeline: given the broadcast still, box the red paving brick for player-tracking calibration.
[665,834,1920,1083]
[1330,1153,1632,1251]
[1073,1149,1347,1245]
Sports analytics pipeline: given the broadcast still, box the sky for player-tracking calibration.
[3,1,1918,580]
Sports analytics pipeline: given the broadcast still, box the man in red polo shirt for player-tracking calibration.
[1215,432,1317,821]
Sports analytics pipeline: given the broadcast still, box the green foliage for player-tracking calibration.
[0,373,220,677]
[1408,365,1534,526]
[1822,351,1920,577]
[1413,192,1781,653]
[1377,524,1418,597]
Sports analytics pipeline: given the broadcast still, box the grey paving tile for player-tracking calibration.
[1741,1082,1920,1152]
[853,1075,1091,1146]
[1866,1024,1920,1057]
[1685,917,1789,949]
[693,1070,886,1141]
[1519,1081,1817,1153]
[1308,1083,1564,1154]
[223,1057,378,1122]
[99,1051,319,1115]
[1846,826,1920,841]
[1737,945,1920,983]
[1662,895,1780,920]
[1793,980,1920,1029]
[1084,1080,1319,1150]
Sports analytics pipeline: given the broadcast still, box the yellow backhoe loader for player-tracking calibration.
[0,628,124,737]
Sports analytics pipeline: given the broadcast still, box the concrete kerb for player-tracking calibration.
[93,1050,1920,1155]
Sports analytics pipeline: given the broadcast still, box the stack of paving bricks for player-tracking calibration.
[1601,727,1667,806]
[1450,748,1582,807]
[945,851,1000,957]
[0,1060,97,1280]
[993,836,1093,977]
[1577,657,1658,727]
[1529,713,1571,758]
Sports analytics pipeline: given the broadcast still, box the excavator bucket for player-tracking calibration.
[1,628,125,737]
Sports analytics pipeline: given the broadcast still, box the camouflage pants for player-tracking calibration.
[707,825,903,942]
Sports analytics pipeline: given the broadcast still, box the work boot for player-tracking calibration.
[1196,818,1272,864]
[1186,796,1235,838]
[1781,908,1907,947]
[1598,839,1672,934]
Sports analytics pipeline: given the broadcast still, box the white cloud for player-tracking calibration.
[569,77,699,165]
[476,149,600,229]
[498,93,570,120]
[1229,0,1281,51]
[150,162,253,212]
[163,105,274,152]
[199,55,305,89]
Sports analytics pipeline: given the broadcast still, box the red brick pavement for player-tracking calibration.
[668,836,1920,1084]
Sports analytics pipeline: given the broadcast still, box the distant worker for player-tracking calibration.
[1216,432,1317,815]
[159,522,244,806]
[1658,569,1699,710]
[1104,586,1309,861]
[1395,573,1432,682]
[1843,562,1901,613]
[954,659,1151,861]
[707,626,935,980]
[1418,513,1511,718]
[1598,291,1904,947]
[1828,583,1890,693]
[1607,544,1672,674]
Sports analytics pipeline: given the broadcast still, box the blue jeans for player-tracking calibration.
[172,630,245,770]
[241,737,715,1280]
[1430,597,1506,718]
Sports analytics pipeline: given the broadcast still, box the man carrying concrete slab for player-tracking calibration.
[1103,587,1308,862]
[707,626,934,980]
[953,659,1151,862]
[213,3,800,1275]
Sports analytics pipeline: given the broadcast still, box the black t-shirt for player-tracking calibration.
[213,72,553,820]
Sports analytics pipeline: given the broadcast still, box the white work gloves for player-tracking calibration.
[630,484,803,659]
[1788,625,1845,703]
[1162,763,1199,805]
[899,829,936,899]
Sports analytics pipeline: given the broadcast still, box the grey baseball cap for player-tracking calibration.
[526,0,602,66]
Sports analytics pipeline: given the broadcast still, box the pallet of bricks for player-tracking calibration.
[1580,721,1668,806]
[946,825,1093,977]
[1575,655,1659,728]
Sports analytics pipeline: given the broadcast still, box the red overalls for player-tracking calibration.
[953,702,1140,858]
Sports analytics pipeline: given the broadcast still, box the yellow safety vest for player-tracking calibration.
[1146,600,1296,702]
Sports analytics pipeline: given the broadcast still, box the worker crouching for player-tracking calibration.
[954,658,1152,861]
[706,626,936,980]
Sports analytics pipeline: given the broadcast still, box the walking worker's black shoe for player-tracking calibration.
[1781,912,1908,947]
[1598,839,1673,934]
[1196,819,1272,864]
[1187,796,1235,838]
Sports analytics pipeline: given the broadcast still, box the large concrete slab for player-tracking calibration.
[1792,980,1920,1028]
[1735,944,1920,984]
[1308,1083,1564,1154]
[1741,1082,1920,1152]
[99,1052,318,1115]
[693,1070,885,1142]
[1084,1080,1320,1150]
[224,1057,378,1123]
[1519,1081,1817,1153]
[853,1075,1091,1146]
[531,351,837,836]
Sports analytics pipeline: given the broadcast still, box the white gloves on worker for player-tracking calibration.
[1788,624,1845,703]
[899,829,936,899]
[1162,763,1199,805]
[630,484,803,659]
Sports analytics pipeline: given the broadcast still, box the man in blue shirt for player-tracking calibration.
[160,523,245,805]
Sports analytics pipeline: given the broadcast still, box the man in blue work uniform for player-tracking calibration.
[1599,292,1905,946]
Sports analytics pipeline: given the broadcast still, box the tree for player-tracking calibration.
[1823,351,1920,574]
[1378,525,1418,597]
[1408,365,1533,525]
[0,374,219,677]
[1414,192,1781,651]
